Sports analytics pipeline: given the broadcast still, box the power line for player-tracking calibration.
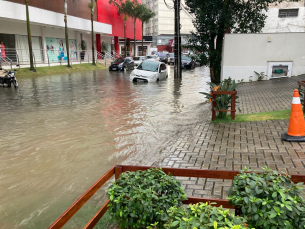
[164,0,174,10]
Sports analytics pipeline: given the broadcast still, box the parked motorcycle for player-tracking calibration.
[0,70,18,88]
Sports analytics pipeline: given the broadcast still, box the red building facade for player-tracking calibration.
[96,0,142,55]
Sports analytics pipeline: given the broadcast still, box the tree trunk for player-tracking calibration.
[211,0,229,84]
[124,17,127,57]
[64,0,71,68]
[141,22,144,56]
[25,0,35,72]
[209,35,217,84]
[134,19,136,57]
[214,33,224,84]
[91,5,96,66]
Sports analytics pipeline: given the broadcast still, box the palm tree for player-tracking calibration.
[64,0,71,68]
[109,0,134,57]
[131,0,142,57]
[25,0,36,72]
[138,6,155,56]
[88,0,97,66]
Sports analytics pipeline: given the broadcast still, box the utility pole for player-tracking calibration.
[174,0,181,78]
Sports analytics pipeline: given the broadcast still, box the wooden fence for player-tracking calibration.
[211,90,237,121]
[48,165,305,229]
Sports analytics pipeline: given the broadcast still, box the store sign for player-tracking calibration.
[168,39,174,47]
[46,37,77,63]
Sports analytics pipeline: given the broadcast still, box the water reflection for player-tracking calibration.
[0,66,211,228]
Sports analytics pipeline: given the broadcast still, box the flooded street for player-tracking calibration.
[0,66,210,228]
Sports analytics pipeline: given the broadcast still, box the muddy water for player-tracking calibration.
[0,66,210,228]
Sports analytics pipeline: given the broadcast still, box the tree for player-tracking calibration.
[184,0,296,84]
[109,0,134,57]
[131,0,141,57]
[138,5,155,56]
[64,0,71,68]
[88,0,97,66]
[25,0,36,72]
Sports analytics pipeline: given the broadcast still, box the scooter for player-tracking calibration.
[0,69,18,88]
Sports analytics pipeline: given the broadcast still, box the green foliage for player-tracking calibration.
[107,168,187,229]
[102,42,108,52]
[200,77,240,119]
[138,4,155,24]
[228,167,305,229]
[81,40,87,51]
[109,0,134,19]
[184,0,289,84]
[164,202,249,229]
[253,71,267,81]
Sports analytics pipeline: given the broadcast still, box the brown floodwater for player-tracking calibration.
[0,66,210,228]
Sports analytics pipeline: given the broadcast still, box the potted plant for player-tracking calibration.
[228,167,305,229]
[107,168,187,229]
[200,77,240,120]
[80,39,87,60]
[163,202,249,229]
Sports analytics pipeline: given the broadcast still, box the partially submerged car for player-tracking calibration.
[130,60,168,83]
[146,55,160,62]
[109,57,134,71]
[181,55,195,69]
[157,53,169,64]
[133,56,147,67]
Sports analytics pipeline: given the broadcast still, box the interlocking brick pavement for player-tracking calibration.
[237,75,305,114]
[154,75,305,200]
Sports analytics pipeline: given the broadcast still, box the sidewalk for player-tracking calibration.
[155,75,305,200]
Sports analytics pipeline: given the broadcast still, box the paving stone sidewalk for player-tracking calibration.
[155,75,305,200]
[238,75,305,114]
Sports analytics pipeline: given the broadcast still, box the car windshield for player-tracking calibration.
[146,56,155,59]
[169,53,174,57]
[158,53,167,58]
[134,57,143,61]
[137,61,159,72]
[114,58,125,63]
[182,55,192,61]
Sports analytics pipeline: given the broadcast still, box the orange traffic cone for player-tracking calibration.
[282,89,305,141]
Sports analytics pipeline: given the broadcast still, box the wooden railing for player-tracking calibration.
[48,165,305,229]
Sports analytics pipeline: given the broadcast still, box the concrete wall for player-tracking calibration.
[263,1,305,33]
[222,33,305,82]
[6,0,98,21]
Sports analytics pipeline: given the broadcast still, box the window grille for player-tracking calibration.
[278,8,299,18]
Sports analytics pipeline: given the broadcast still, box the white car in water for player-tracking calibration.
[130,60,168,82]
[133,56,147,67]
[146,55,160,62]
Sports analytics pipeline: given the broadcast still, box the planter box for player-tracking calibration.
[211,90,237,121]
[48,165,305,229]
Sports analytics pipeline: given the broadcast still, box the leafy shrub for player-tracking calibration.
[253,71,267,81]
[164,202,249,229]
[107,168,187,229]
[228,167,305,229]
[200,77,240,119]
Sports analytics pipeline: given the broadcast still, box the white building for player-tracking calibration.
[221,1,305,82]
[142,0,195,51]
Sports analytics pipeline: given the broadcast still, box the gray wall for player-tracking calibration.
[222,33,305,82]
